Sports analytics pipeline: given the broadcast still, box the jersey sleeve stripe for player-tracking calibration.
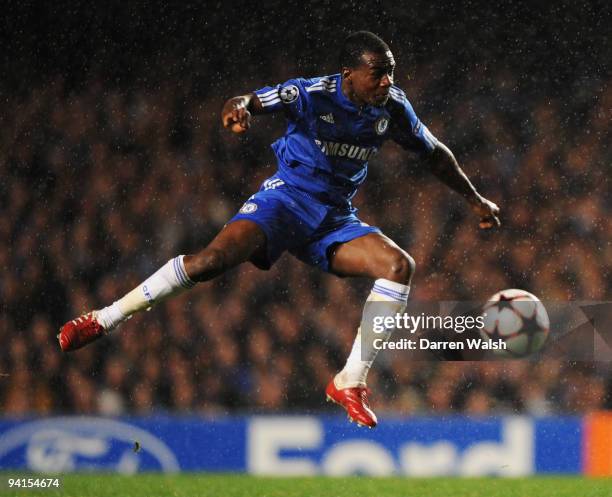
[305,82,324,92]
[306,81,337,93]
[422,126,438,149]
[261,97,281,107]
[259,93,281,103]
[389,87,405,98]
[258,90,281,101]
[258,88,279,99]
[389,92,406,103]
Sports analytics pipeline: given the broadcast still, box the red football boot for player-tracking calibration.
[326,379,378,428]
[58,311,106,352]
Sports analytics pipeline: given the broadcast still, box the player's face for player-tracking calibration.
[344,51,395,107]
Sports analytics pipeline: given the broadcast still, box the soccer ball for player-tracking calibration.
[479,289,550,357]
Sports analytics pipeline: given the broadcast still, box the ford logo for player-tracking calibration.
[0,417,179,473]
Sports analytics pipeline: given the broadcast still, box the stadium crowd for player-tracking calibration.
[1,15,609,417]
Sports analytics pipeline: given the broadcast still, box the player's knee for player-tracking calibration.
[185,248,227,282]
[384,249,415,284]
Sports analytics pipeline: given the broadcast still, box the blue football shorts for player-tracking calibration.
[227,176,380,272]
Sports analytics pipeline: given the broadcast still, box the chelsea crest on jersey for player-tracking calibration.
[254,74,438,207]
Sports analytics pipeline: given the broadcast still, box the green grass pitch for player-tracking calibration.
[1,474,611,497]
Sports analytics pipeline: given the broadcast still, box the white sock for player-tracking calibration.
[335,278,410,388]
[97,255,195,330]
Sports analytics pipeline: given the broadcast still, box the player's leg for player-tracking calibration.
[329,231,414,282]
[330,232,414,382]
[101,219,267,319]
[326,232,415,427]
[184,220,267,281]
[58,220,266,351]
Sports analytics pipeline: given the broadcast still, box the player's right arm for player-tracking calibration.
[221,93,265,134]
[222,79,309,134]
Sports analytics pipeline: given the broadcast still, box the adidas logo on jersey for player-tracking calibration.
[319,113,335,124]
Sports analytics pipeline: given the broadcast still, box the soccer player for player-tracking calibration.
[59,31,500,427]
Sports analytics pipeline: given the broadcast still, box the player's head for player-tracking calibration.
[340,31,395,107]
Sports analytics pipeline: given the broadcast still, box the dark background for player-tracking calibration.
[3,1,608,93]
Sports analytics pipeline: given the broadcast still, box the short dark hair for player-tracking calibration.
[339,31,390,68]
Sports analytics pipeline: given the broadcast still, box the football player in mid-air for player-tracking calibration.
[59,31,499,427]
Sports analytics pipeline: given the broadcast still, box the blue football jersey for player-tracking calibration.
[254,74,438,207]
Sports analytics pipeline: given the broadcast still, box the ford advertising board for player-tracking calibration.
[0,416,583,475]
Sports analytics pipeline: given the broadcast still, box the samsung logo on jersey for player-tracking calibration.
[314,140,378,161]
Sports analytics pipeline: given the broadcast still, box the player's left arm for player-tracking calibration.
[387,87,500,229]
[426,142,501,229]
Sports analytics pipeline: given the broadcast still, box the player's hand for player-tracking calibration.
[469,194,501,229]
[222,97,251,133]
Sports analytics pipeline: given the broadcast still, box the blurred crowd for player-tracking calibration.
[0,38,610,417]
